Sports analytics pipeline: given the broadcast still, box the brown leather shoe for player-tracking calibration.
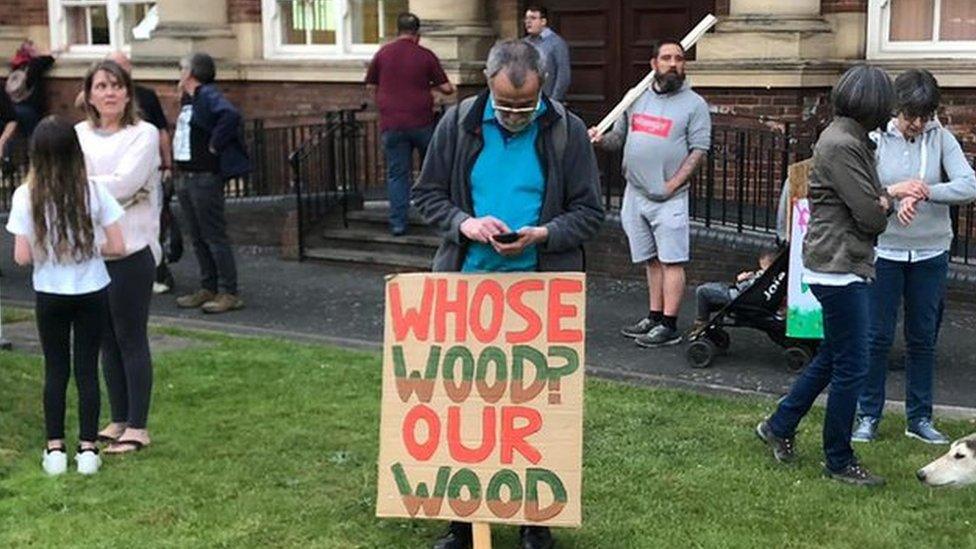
[201,293,244,314]
[176,289,215,308]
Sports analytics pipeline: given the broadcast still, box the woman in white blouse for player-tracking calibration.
[76,59,161,454]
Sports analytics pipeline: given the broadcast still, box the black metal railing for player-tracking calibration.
[290,108,365,259]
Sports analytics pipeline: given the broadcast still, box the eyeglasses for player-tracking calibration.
[492,98,541,115]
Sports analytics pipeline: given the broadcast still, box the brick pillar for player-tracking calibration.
[131,0,237,61]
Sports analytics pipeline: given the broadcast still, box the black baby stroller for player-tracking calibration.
[684,243,819,372]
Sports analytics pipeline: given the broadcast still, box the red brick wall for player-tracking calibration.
[1,0,48,26]
[821,0,867,14]
[228,0,261,23]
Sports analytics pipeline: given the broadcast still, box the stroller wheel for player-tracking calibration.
[686,339,716,369]
[784,346,811,373]
[706,328,730,351]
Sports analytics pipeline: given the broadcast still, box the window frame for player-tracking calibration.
[261,0,402,60]
[48,0,157,57]
[867,0,976,59]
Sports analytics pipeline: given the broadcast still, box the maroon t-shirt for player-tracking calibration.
[365,38,449,132]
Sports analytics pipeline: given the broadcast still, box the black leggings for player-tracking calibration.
[36,289,108,442]
[102,247,155,429]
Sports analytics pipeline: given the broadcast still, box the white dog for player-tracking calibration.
[917,434,976,487]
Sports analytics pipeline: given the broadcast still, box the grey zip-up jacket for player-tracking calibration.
[871,118,976,252]
[412,90,605,272]
[803,117,893,280]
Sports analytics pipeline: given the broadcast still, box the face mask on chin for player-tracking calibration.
[493,98,542,134]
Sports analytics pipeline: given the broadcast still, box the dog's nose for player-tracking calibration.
[916,469,927,482]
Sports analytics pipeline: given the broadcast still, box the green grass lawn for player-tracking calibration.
[1,327,975,548]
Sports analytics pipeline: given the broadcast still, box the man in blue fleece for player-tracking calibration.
[590,39,711,348]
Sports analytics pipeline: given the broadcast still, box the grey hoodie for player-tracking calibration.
[871,118,976,251]
[602,81,711,201]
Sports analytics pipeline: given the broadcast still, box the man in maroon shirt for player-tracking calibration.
[366,12,455,235]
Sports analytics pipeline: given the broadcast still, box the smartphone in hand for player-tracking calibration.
[492,232,520,244]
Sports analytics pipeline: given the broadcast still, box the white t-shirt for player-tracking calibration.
[6,181,124,295]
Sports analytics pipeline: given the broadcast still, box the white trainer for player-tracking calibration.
[42,448,68,476]
[75,448,101,475]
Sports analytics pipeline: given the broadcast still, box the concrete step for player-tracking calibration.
[345,208,434,233]
[320,228,441,255]
[302,247,433,271]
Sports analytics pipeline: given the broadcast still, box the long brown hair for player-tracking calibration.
[83,59,139,127]
[27,116,96,263]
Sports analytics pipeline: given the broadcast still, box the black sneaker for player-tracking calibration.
[621,316,657,338]
[520,525,554,549]
[824,462,885,487]
[635,324,682,348]
[432,522,471,549]
[755,420,797,463]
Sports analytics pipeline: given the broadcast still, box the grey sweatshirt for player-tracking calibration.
[871,118,976,251]
[602,81,711,201]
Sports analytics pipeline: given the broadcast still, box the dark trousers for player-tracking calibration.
[176,172,237,294]
[858,253,948,422]
[695,282,733,321]
[768,282,870,472]
[36,289,108,442]
[382,126,433,231]
[103,248,155,429]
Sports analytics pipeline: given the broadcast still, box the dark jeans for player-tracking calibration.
[36,289,108,442]
[382,126,433,231]
[176,172,238,294]
[695,282,733,321]
[858,253,948,423]
[103,248,155,429]
[768,282,870,472]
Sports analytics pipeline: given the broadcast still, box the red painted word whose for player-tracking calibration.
[388,277,583,344]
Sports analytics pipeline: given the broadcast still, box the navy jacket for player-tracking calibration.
[191,84,251,179]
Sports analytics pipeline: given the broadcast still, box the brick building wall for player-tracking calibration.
[821,0,867,14]
[228,0,262,23]
[0,0,47,26]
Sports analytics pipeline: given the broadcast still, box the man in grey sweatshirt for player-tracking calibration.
[590,39,711,347]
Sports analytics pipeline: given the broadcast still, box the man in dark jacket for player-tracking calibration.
[412,39,604,549]
[173,52,250,314]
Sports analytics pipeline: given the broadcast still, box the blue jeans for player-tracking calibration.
[382,126,433,231]
[769,282,870,472]
[858,253,948,423]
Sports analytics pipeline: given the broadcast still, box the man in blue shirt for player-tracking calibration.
[413,40,603,549]
[523,5,571,103]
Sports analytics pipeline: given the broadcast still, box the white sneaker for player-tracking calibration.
[152,282,171,295]
[42,448,67,476]
[75,448,101,475]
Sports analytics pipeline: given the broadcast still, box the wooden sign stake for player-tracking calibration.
[473,522,491,549]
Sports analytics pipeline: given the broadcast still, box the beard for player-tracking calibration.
[654,70,685,94]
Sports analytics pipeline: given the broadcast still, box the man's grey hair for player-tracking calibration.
[485,39,547,88]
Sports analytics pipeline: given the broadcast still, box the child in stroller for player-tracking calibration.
[685,243,818,372]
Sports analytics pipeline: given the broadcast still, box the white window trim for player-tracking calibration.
[48,0,155,58]
[261,0,389,60]
[868,0,976,59]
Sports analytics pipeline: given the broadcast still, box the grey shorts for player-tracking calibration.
[621,187,690,264]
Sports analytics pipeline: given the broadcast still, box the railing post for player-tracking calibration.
[705,128,714,229]
[291,149,305,261]
[736,130,746,233]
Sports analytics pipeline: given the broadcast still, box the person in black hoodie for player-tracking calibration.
[6,40,57,139]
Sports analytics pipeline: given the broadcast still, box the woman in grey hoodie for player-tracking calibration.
[852,69,976,445]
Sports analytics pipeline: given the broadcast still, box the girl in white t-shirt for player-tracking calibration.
[6,116,125,476]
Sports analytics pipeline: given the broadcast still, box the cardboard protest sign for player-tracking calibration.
[787,199,824,339]
[376,273,585,527]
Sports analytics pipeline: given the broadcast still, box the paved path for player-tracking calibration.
[2,242,974,416]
